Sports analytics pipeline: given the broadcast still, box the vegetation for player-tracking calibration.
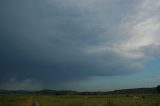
[36,94,160,106]
[157,85,160,93]
[0,86,160,106]
[0,93,160,106]
[0,94,33,106]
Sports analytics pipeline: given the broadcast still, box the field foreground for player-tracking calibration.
[0,94,160,106]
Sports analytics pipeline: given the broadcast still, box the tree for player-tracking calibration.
[156,85,160,93]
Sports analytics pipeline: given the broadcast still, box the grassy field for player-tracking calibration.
[0,94,160,106]
[0,94,33,106]
[36,94,160,106]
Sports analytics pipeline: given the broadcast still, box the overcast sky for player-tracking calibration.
[1,0,160,91]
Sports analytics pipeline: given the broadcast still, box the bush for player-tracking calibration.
[142,96,145,98]
[156,85,160,93]
[126,95,130,97]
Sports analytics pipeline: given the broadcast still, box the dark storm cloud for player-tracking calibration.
[1,0,159,90]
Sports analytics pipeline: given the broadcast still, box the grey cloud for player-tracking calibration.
[0,78,42,90]
[1,0,155,89]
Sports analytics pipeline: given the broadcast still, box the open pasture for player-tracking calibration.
[0,94,33,106]
[0,94,160,106]
[36,94,160,106]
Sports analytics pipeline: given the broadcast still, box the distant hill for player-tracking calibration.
[0,87,158,94]
[37,89,77,95]
[109,87,157,94]
[0,89,8,92]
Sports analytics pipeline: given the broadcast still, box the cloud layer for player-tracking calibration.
[1,0,160,90]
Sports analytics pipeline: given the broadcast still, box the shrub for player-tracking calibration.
[142,96,145,98]
[156,85,160,93]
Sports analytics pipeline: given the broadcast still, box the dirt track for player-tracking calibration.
[32,97,40,106]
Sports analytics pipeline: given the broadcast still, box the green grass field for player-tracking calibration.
[36,94,160,106]
[0,94,33,106]
[0,94,160,106]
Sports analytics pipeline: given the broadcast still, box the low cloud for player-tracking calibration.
[1,0,160,90]
[0,78,42,90]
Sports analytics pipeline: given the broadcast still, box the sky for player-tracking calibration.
[1,0,160,91]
